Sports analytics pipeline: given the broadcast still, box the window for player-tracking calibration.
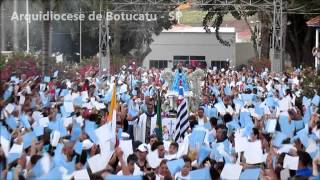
[211,61,229,69]
[173,56,206,68]
[173,56,189,67]
[150,60,168,69]
[190,56,206,68]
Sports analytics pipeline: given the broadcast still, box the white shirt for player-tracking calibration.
[156,174,164,180]
[175,171,190,180]
[198,117,205,126]
[117,165,143,176]
[209,128,216,138]
[165,153,178,160]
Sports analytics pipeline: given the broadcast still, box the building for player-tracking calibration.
[142,25,236,69]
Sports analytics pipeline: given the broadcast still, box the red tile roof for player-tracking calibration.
[306,16,320,27]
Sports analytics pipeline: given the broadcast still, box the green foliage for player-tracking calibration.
[111,3,175,61]
[248,58,271,72]
[0,54,6,70]
[27,0,174,62]
[202,2,257,47]
[300,68,320,98]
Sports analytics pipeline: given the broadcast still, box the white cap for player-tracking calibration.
[82,139,93,150]
[121,132,130,139]
[143,72,148,77]
[137,143,148,152]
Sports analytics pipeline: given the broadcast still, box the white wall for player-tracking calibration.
[143,31,236,68]
[235,42,255,67]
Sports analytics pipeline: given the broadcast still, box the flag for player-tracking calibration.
[105,83,117,149]
[174,86,189,142]
[155,90,163,142]
[107,83,117,122]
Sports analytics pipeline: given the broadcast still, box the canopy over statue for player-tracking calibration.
[172,68,189,93]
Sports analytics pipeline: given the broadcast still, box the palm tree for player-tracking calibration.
[32,0,66,75]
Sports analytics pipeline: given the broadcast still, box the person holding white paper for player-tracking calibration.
[175,156,192,180]
[116,148,143,176]
[214,96,234,117]
[243,138,264,165]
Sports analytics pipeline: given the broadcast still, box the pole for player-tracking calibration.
[79,8,82,63]
[13,0,18,51]
[316,28,319,70]
[106,13,110,75]
[271,0,283,72]
[0,2,4,52]
[26,0,30,53]
[98,0,102,76]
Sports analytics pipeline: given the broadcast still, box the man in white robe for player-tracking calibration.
[134,113,157,143]
[134,97,157,143]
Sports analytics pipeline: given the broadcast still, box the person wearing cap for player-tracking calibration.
[136,143,150,172]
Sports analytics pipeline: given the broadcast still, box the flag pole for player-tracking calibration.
[156,89,163,142]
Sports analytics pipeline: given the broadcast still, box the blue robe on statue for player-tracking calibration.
[172,70,189,92]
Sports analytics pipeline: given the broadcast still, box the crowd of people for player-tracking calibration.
[0,62,319,180]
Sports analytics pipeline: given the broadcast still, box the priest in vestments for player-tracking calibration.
[134,96,157,143]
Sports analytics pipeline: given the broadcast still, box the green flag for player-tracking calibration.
[155,90,163,142]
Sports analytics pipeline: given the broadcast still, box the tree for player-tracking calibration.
[108,1,175,63]
[258,11,271,60]
[202,1,258,58]
[284,0,320,67]
[42,0,175,65]
[30,0,65,74]
[201,0,320,67]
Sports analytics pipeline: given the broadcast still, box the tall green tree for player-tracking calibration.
[30,0,66,74]
[201,0,320,67]
[202,1,258,58]
[285,0,320,67]
[39,0,175,66]
[108,1,175,63]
